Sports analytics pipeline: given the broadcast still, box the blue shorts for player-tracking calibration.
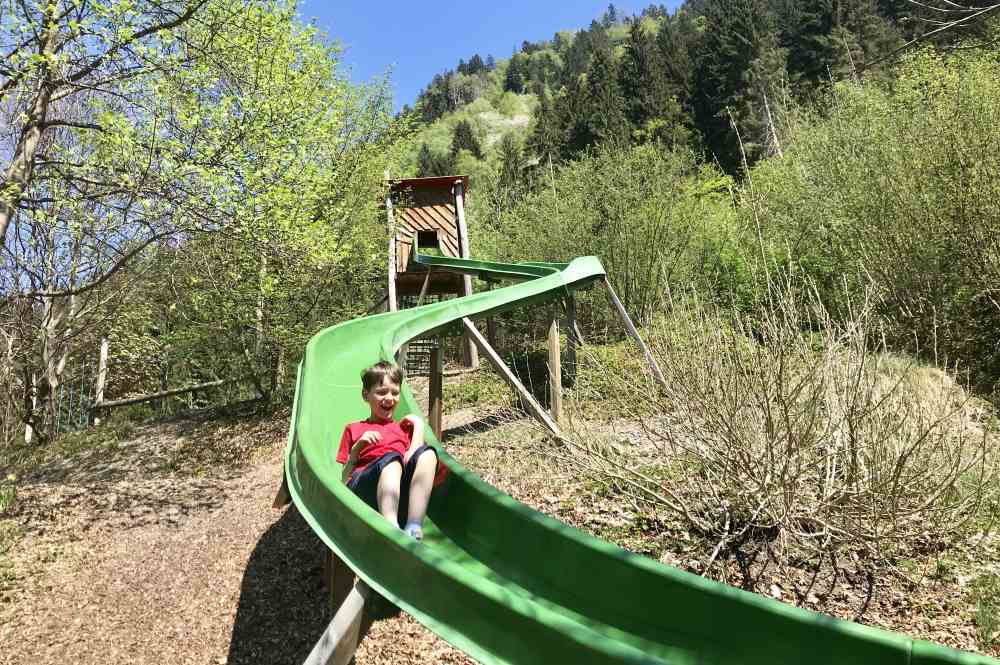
[347,445,438,526]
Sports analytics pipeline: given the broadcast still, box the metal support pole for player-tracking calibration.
[565,296,578,387]
[601,277,667,390]
[429,345,443,440]
[462,318,560,436]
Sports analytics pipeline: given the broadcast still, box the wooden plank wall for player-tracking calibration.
[392,185,460,274]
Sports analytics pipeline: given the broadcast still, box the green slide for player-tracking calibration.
[283,254,994,664]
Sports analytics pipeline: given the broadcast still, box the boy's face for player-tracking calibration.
[363,377,400,422]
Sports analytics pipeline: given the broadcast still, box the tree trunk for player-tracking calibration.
[0,2,61,248]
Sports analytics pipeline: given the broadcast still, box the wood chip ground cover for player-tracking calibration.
[1,377,997,663]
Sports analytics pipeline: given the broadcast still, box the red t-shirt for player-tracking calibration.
[336,418,414,474]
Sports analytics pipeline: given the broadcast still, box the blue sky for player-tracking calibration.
[300,1,683,111]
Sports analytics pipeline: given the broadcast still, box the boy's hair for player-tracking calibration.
[361,361,404,393]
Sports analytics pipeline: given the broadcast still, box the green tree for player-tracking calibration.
[527,89,563,163]
[416,143,456,177]
[620,18,671,132]
[693,0,787,172]
[0,1,405,441]
[450,120,483,159]
[581,42,630,150]
[504,56,526,93]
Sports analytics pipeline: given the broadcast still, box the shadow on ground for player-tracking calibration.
[227,505,330,664]
[441,412,515,442]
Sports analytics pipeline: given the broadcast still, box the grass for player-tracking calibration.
[972,573,1000,650]
[0,419,135,475]
[0,518,21,603]
[0,474,15,514]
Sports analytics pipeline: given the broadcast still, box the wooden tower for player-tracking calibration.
[385,175,478,367]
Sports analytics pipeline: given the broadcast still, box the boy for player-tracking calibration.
[336,361,438,540]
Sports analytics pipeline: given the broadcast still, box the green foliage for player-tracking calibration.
[972,573,1000,649]
[450,120,484,159]
[0,474,15,515]
[747,47,1000,390]
[473,144,741,327]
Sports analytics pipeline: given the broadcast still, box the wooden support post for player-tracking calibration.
[548,316,562,424]
[462,318,560,436]
[24,372,37,444]
[305,575,371,665]
[92,337,109,425]
[453,181,478,368]
[429,344,443,440]
[325,550,356,612]
[601,277,667,390]
[565,296,578,387]
[416,268,433,307]
[272,473,291,509]
[385,172,398,313]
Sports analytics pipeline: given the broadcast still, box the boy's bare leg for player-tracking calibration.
[377,461,403,525]
[406,450,439,526]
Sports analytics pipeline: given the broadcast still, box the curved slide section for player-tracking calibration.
[283,255,994,665]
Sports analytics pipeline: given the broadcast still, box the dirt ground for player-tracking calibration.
[1,380,996,663]
[0,401,477,665]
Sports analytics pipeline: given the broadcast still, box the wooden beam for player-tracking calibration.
[548,317,563,424]
[385,170,398,312]
[461,318,560,436]
[416,267,433,307]
[601,277,667,390]
[92,337,109,426]
[95,377,242,410]
[429,345,443,439]
[453,181,478,368]
[303,579,371,665]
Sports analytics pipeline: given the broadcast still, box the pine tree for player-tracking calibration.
[450,120,483,159]
[504,56,525,93]
[561,29,594,85]
[496,133,524,213]
[527,89,562,163]
[656,8,700,110]
[416,143,455,177]
[582,44,629,151]
[602,3,619,28]
[693,0,787,172]
[619,19,670,131]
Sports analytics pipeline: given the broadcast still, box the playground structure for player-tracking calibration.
[276,176,997,665]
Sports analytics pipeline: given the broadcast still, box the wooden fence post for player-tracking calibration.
[93,337,109,426]
[548,316,562,424]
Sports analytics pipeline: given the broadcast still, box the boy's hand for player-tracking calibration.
[355,430,382,448]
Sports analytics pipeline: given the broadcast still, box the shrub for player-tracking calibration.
[561,281,1000,590]
[747,47,1000,391]
[474,143,745,331]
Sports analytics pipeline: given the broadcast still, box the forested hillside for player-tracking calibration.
[407,1,999,175]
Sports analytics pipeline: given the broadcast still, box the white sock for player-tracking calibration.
[404,521,423,540]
